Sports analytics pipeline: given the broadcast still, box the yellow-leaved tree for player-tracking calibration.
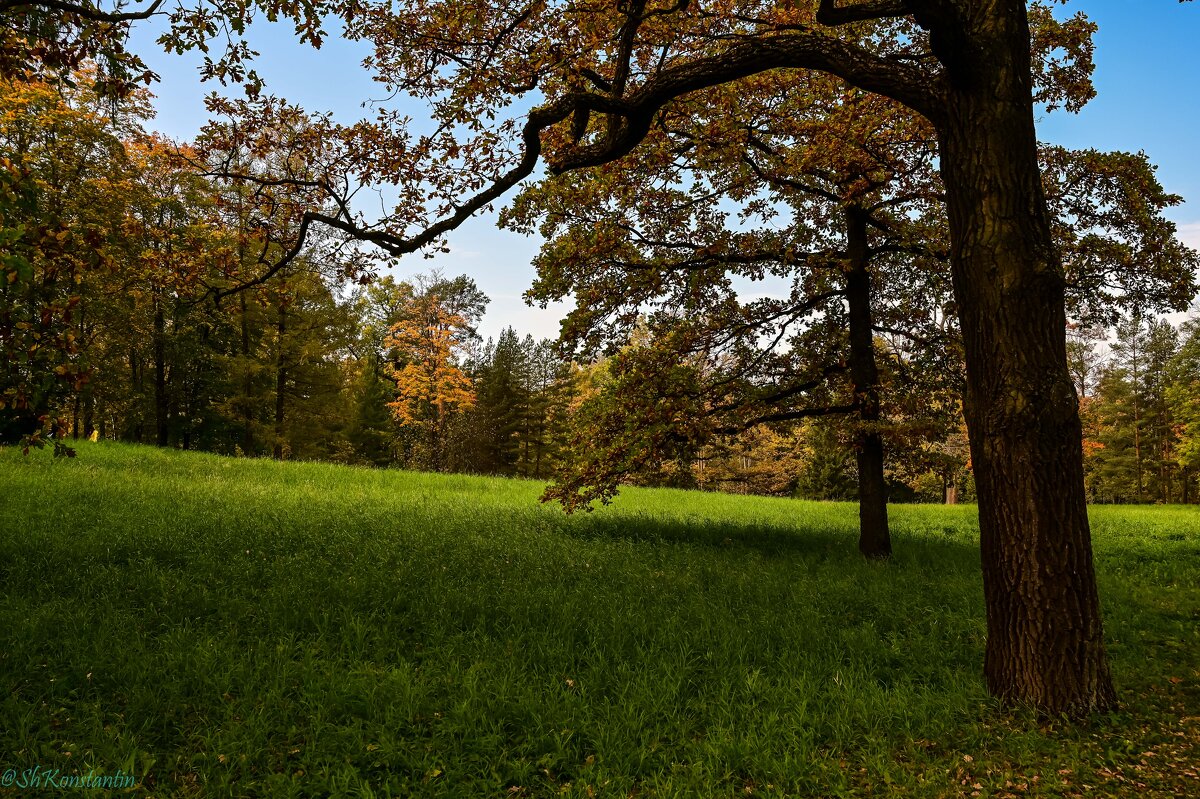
[383,293,474,471]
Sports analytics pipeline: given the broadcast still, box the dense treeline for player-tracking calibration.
[569,312,1200,506]
[1075,317,1200,504]
[2,75,1198,504]
[0,76,580,473]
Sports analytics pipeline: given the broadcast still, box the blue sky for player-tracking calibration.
[1036,1,1200,247]
[127,1,1200,340]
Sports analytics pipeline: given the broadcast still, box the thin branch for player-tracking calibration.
[0,0,165,22]
[816,0,911,27]
[870,242,948,261]
[872,323,952,349]
[741,152,842,204]
[718,404,858,434]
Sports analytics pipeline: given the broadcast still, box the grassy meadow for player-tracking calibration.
[0,441,1197,797]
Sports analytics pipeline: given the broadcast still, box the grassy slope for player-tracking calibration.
[0,441,1197,798]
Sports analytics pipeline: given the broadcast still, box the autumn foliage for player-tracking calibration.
[383,293,476,469]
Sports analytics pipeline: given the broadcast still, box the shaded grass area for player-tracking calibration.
[0,442,1196,797]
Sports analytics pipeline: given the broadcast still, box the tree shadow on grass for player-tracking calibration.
[554,504,982,576]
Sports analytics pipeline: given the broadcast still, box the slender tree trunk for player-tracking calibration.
[183,321,211,451]
[1133,398,1144,502]
[153,297,169,447]
[936,5,1115,715]
[273,303,287,460]
[431,402,441,471]
[129,347,143,443]
[239,292,254,455]
[844,204,891,559]
[535,417,545,478]
[71,306,83,440]
[1162,444,1170,504]
[82,388,94,439]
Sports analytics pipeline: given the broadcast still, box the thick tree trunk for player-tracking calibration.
[937,5,1116,715]
[844,205,891,559]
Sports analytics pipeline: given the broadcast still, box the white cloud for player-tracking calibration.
[1178,221,1200,251]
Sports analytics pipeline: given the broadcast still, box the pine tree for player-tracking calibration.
[473,327,530,475]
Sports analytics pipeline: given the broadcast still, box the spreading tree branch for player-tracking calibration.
[550,31,942,174]
[201,12,942,297]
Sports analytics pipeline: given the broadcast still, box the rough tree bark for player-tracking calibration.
[935,2,1116,714]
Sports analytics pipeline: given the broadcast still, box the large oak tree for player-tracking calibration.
[508,65,1195,562]
[331,0,1129,716]
[318,0,1120,716]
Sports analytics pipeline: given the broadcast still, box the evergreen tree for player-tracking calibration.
[473,327,530,475]
[1089,315,1181,503]
[522,337,571,478]
[345,353,398,466]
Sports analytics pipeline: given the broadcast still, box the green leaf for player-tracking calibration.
[2,253,32,285]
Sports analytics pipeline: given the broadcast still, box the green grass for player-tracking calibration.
[0,441,1197,797]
